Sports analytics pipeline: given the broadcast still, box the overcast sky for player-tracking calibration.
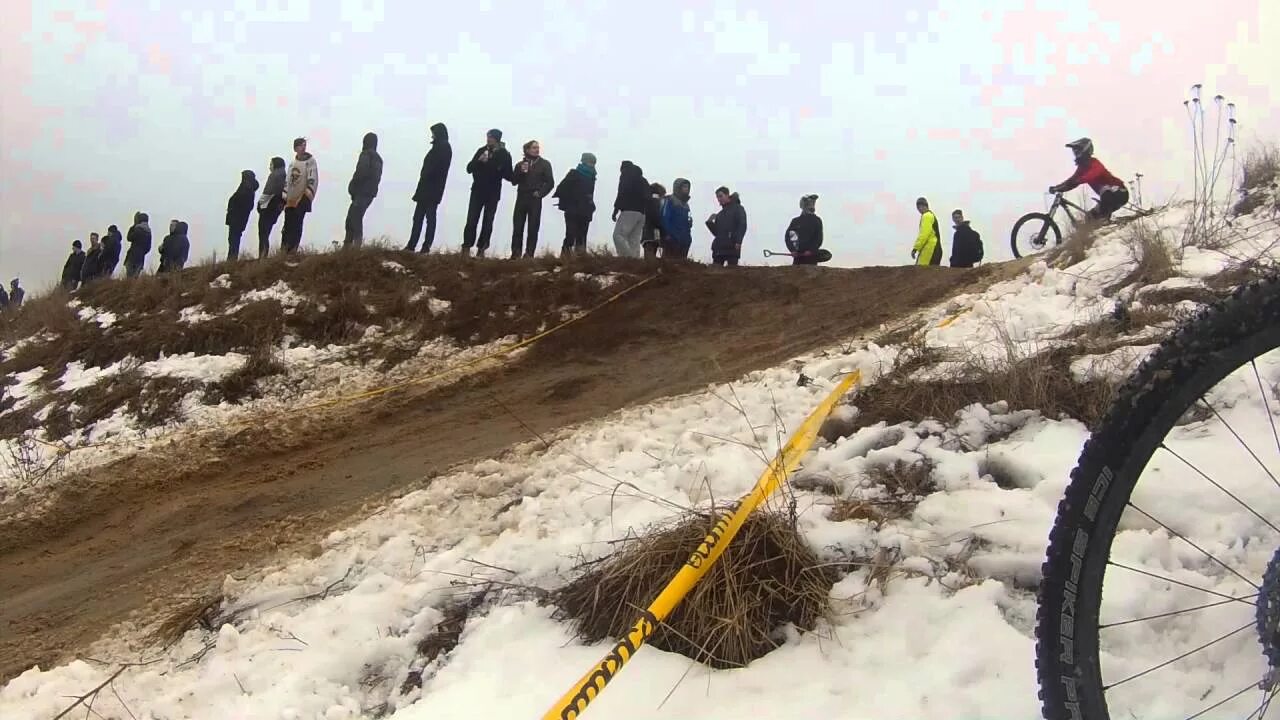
[1,1,1276,290]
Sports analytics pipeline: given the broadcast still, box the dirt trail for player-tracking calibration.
[0,262,1012,682]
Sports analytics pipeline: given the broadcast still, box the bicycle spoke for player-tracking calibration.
[1253,360,1280,460]
[1187,682,1270,720]
[1201,394,1280,492]
[1109,561,1258,606]
[1104,622,1251,690]
[1099,594,1259,629]
[1159,443,1280,534]
[1127,502,1261,588]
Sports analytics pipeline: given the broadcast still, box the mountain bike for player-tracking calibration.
[1034,273,1280,719]
[1010,193,1153,259]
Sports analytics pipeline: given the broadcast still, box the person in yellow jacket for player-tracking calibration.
[911,196,942,266]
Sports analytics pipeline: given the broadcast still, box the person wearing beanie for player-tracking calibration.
[642,182,666,261]
[509,139,555,258]
[659,178,693,259]
[407,123,452,253]
[611,160,649,258]
[282,137,319,253]
[344,131,384,248]
[100,224,123,278]
[461,127,513,257]
[256,157,287,258]
[911,196,942,266]
[124,211,151,278]
[62,239,86,290]
[784,194,825,265]
[225,169,260,261]
[553,152,599,257]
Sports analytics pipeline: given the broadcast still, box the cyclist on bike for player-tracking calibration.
[1049,138,1130,220]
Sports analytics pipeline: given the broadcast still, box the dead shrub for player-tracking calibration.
[401,590,491,693]
[1240,144,1279,195]
[552,509,836,669]
[830,459,936,526]
[1047,221,1104,268]
[205,344,287,404]
[68,369,195,430]
[1104,220,1177,295]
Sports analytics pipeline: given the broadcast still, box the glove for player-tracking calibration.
[612,209,619,222]
[1048,185,1060,194]
[911,250,918,259]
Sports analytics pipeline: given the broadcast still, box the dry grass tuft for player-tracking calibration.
[1047,221,1104,268]
[552,509,837,669]
[829,459,936,526]
[1104,220,1177,295]
[205,345,287,404]
[1240,144,1279,195]
[401,590,491,693]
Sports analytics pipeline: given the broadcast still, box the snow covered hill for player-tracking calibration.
[2,194,1278,719]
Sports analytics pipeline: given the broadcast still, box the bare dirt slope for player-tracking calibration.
[0,261,1012,682]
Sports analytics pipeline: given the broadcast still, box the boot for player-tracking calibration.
[476,248,486,258]
[461,246,472,258]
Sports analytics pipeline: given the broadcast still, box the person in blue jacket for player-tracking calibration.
[659,177,693,259]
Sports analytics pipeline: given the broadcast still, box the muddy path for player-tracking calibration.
[0,262,1013,682]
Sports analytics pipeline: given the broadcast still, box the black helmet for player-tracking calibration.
[1066,137,1094,161]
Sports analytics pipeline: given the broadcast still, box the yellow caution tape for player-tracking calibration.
[935,309,968,329]
[540,368,863,720]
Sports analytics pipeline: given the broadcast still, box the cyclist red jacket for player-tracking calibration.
[1054,158,1125,195]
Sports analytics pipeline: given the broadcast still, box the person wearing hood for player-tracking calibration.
[81,232,104,284]
[611,160,649,258]
[642,182,666,261]
[282,137,319,253]
[911,196,942,266]
[949,209,984,268]
[257,157,287,258]
[124,211,152,278]
[100,224,123,278]
[6,279,22,308]
[785,194,824,265]
[660,178,693,259]
[344,131,384,248]
[62,240,85,290]
[509,139,555,259]
[461,128,513,257]
[159,221,191,273]
[407,123,452,253]
[552,152,599,258]
[705,186,747,266]
[225,169,260,261]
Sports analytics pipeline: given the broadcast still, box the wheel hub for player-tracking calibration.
[1255,545,1280,673]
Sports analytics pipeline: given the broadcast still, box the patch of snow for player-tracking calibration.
[76,306,118,328]
[210,274,232,289]
[381,260,408,273]
[179,305,216,324]
[4,368,45,411]
[60,359,129,391]
[139,353,247,382]
[226,280,306,314]
[1068,343,1159,384]
[427,298,450,315]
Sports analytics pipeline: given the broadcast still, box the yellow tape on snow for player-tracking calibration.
[540,369,863,720]
[935,309,968,329]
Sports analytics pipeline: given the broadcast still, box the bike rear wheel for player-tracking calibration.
[1035,275,1280,719]
[1011,212,1062,258]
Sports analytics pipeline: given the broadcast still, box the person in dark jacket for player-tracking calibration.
[62,240,86,290]
[642,182,666,261]
[0,284,7,310]
[344,132,383,247]
[659,178,693,259]
[407,123,452,253]
[100,224,123,278]
[6,279,23,308]
[124,212,152,278]
[785,194,824,265]
[949,209,984,268]
[461,128,513,257]
[81,233,104,284]
[611,161,649,258]
[705,186,747,266]
[509,139,555,258]
[553,152,598,258]
[225,169,259,261]
[257,157,287,258]
[159,222,191,273]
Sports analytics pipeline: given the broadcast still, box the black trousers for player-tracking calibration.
[227,227,244,261]
[1091,187,1130,219]
[258,206,282,258]
[712,255,740,267]
[282,207,307,252]
[512,195,543,257]
[462,192,499,250]
[562,214,591,254]
[344,196,373,247]
[408,201,438,252]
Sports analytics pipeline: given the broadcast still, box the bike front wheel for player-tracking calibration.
[1010,212,1062,259]
[1035,275,1280,719]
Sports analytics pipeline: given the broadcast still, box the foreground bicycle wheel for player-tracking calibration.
[1036,275,1280,719]
[1010,212,1063,258]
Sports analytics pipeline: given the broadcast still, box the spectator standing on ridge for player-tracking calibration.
[509,139,555,259]
[553,152,598,258]
[660,178,693,259]
[282,137,319,253]
[642,182,666,261]
[6,279,22,308]
[1050,137,1130,220]
[785,194,824,265]
[911,197,942,266]
[101,224,123,278]
[225,169,259,261]
[0,283,7,310]
[62,240,86,290]
[407,123,452,253]
[611,160,649,258]
[462,128,513,258]
[705,186,747,267]
[949,209,984,268]
[81,233,104,284]
[159,222,191,273]
[124,212,152,278]
[345,132,383,247]
[257,157,287,258]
